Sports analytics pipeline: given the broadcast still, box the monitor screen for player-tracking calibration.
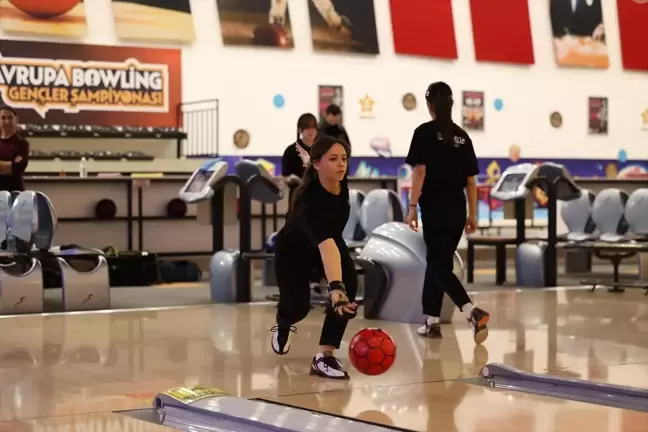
[185,171,213,193]
[497,173,528,193]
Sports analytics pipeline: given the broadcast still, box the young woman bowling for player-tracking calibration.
[405,81,490,345]
[270,135,358,380]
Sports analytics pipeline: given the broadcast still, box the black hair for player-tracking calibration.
[0,105,17,115]
[290,135,351,212]
[425,81,454,144]
[296,113,317,141]
[325,104,342,116]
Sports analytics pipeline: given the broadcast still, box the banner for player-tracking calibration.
[112,0,195,44]
[0,40,181,127]
[616,0,648,72]
[215,0,294,48]
[0,0,87,37]
[549,0,609,69]
[308,0,379,54]
[390,0,457,59]
[588,96,608,134]
[469,0,534,65]
[462,91,485,131]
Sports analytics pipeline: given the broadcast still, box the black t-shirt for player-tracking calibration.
[280,177,350,254]
[319,122,351,146]
[405,120,479,203]
[281,140,310,178]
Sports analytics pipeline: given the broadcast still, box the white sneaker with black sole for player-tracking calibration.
[310,353,350,380]
[270,324,297,355]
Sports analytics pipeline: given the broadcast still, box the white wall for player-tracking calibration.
[1,0,646,160]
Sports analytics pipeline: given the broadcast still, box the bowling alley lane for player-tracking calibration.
[0,288,647,428]
[0,412,178,432]
[273,380,648,432]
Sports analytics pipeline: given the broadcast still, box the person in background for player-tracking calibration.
[0,105,29,192]
[270,135,357,380]
[281,113,323,293]
[319,104,351,146]
[281,113,318,180]
[404,81,490,345]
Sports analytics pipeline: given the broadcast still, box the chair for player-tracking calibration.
[343,189,366,246]
[591,188,629,243]
[0,191,13,248]
[561,189,597,241]
[359,189,405,236]
[625,189,648,237]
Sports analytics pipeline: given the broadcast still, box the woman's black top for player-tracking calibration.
[279,177,350,255]
[0,134,29,191]
[281,140,310,178]
[405,120,479,204]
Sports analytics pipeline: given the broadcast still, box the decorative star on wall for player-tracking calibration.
[642,108,648,127]
[359,94,375,118]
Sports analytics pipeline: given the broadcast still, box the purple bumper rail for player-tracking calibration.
[481,363,648,413]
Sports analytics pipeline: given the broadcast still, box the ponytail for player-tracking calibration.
[434,93,454,144]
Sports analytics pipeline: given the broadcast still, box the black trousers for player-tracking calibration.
[274,233,357,349]
[420,199,472,317]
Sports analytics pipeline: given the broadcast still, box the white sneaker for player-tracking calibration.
[310,354,349,380]
[270,324,296,355]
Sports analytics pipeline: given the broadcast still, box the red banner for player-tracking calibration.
[469,0,534,64]
[390,0,457,59]
[0,39,181,127]
[617,0,648,71]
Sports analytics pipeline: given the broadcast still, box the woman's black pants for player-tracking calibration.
[420,200,472,317]
[274,238,357,349]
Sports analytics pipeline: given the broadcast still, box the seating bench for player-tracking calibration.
[562,241,648,293]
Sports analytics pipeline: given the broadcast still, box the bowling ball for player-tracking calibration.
[349,328,396,376]
[253,24,288,47]
[9,0,80,18]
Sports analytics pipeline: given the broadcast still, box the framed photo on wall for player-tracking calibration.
[318,85,344,123]
[215,0,294,48]
[462,91,485,131]
[111,0,195,44]
[0,0,87,37]
[308,0,379,54]
[549,0,609,69]
[588,96,608,134]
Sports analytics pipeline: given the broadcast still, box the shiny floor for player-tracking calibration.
[1,288,648,431]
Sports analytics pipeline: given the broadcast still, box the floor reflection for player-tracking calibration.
[0,288,647,431]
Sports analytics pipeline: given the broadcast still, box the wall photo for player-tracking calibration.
[549,0,609,68]
[308,0,379,54]
[111,0,195,44]
[0,40,181,128]
[0,0,87,37]
[215,0,294,48]
[318,85,344,123]
[462,91,485,131]
[588,96,608,134]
